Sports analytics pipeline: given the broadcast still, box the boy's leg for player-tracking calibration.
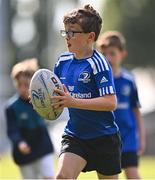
[38,153,55,179]
[124,167,140,179]
[56,152,87,179]
[20,161,39,179]
[122,152,140,179]
[97,172,118,179]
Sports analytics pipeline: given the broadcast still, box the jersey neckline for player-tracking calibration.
[73,49,96,61]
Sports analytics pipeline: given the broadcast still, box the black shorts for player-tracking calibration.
[60,133,122,175]
[121,151,139,169]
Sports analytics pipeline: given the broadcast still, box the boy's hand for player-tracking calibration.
[28,95,32,103]
[18,141,31,154]
[51,85,76,109]
[138,138,145,156]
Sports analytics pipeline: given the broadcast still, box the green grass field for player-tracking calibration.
[0,154,155,179]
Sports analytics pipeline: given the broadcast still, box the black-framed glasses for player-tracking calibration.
[60,30,84,38]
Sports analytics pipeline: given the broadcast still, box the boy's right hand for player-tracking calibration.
[18,141,31,154]
[28,95,32,103]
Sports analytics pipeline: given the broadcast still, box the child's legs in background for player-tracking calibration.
[38,153,55,179]
[122,151,140,179]
[124,167,140,179]
[20,153,54,179]
[20,161,39,179]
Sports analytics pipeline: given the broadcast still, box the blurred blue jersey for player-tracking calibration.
[114,68,141,152]
[54,50,119,139]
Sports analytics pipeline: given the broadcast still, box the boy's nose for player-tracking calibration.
[65,36,70,41]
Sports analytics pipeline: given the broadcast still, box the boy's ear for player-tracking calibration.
[88,32,96,41]
[123,50,128,58]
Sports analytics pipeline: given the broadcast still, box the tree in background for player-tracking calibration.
[102,0,155,68]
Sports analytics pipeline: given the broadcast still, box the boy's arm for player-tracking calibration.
[5,107,31,154]
[133,107,145,156]
[71,94,117,111]
[5,107,24,146]
[51,86,117,111]
[130,77,145,155]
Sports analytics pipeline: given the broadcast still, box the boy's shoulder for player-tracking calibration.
[58,51,74,60]
[121,68,135,83]
[87,50,110,73]
[93,49,107,61]
[56,52,74,67]
[5,94,20,110]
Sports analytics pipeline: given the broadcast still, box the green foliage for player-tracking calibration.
[102,0,123,32]
[102,0,155,67]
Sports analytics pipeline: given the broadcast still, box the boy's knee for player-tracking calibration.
[55,171,74,179]
[55,173,66,179]
[55,173,67,179]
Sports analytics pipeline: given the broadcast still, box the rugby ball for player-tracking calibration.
[29,69,64,120]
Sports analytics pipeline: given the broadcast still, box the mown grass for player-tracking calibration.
[0,154,155,179]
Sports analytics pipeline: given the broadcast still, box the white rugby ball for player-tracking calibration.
[29,69,64,120]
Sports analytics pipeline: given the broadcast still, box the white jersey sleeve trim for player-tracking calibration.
[93,56,105,72]
[93,53,105,72]
[99,86,115,96]
[105,86,109,94]
[93,58,101,72]
[109,86,115,94]
[55,54,73,67]
[99,87,105,96]
[94,50,110,71]
[86,58,98,75]
[99,88,102,96]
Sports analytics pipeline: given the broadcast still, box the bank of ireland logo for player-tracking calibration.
[78,71,91,83]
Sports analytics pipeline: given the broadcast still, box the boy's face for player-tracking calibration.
[101,46,126,67]
[64,23,93,56]
[15,76,31,100]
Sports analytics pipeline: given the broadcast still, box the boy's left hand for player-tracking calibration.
[51,85,76,109]
[138,138,145,156]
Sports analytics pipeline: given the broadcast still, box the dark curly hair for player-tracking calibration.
[63,4,102,41]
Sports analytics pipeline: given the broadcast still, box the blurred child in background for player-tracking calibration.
[5,58,55,179]
[97,31,145,179]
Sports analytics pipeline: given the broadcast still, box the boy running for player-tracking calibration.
[52,5,121,179]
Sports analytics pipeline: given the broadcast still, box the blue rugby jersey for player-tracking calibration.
[54,50,119,139]
[114,68,141,152]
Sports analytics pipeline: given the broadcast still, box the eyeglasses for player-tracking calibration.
[60,30,84,38]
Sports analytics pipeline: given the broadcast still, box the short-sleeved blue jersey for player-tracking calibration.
[114,68,141,152]
[54,50,119,139]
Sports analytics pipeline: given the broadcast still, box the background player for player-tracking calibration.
[51,5,121,179]
[5,58,55,179]
[97,31,145,179]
